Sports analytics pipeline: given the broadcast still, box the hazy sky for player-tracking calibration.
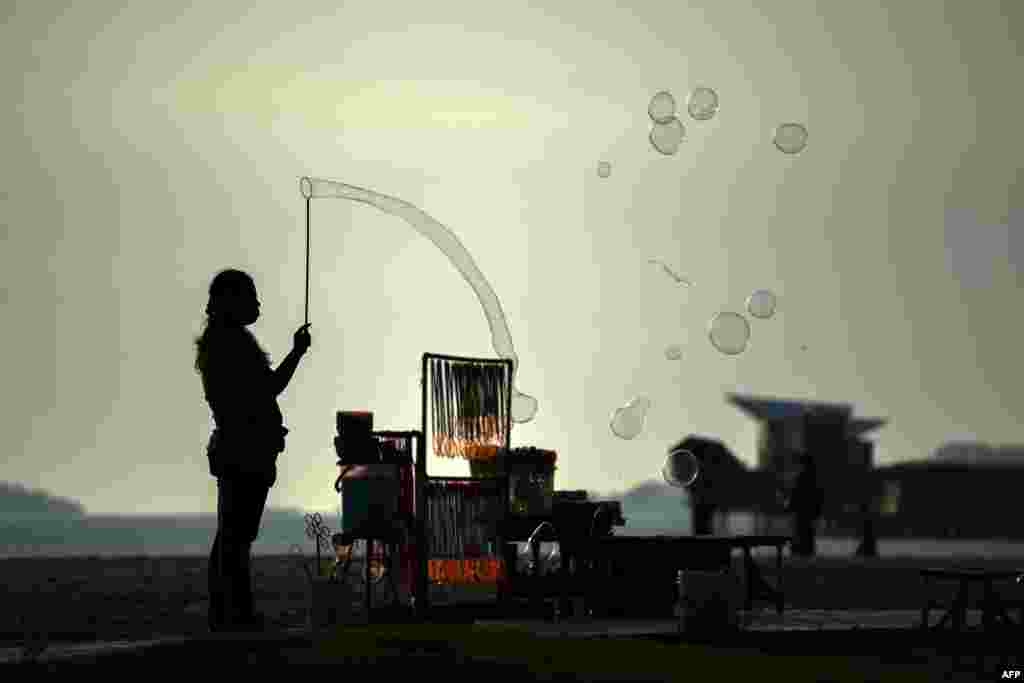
[3,0,1021,516]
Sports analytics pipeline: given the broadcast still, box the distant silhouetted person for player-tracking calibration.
[787,453,824,557]
[855,500,878,558]
[194,269,311,632]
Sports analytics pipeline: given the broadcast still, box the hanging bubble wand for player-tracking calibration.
[305,195,311,326]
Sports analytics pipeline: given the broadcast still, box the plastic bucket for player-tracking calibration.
[340,464,400,534]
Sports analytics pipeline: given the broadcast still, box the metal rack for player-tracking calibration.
[416,353,513,614]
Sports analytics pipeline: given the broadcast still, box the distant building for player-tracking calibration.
[725,393,886,535]
[723,394,1024,541]
[872,444,1024,539]
[728,393,884,508]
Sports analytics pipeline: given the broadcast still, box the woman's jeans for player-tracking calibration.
[208,476,270,625]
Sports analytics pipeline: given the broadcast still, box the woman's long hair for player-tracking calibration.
[194,269,271,376]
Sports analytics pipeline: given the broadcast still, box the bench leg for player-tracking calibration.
[951,580,967,634]
[775,545,784,615]
[919,576,932,630]
[743,548,754,612]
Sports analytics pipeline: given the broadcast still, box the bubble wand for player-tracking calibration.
[305,195,310,326]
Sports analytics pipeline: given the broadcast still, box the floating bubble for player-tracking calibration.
[610,396,651,440]
[648,259,693,287]
[773,123,808,154]
[663,448,700,487]
[649,117,685,155]
[708,311,750,355]
[597,161,612,178]
[687,87,719,121]
[512,393,539,425]
[300,176,539,423]
[648,90,677,124]
[746,289,777,319]
[665,344,683,361]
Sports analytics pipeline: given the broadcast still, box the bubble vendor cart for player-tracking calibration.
[331,354,515,620]
[332,353,632,622]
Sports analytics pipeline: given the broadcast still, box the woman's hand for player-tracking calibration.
[293,323,312,355]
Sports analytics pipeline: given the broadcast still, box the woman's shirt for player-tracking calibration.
[199,323,286,484]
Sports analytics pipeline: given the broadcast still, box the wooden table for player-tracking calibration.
[590,535,790,615]
[919,568,1022,633]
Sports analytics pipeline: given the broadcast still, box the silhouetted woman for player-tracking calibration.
[194,269,311,632]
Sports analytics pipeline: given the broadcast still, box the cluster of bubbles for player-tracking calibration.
[645,87,722,156]
[647,90,686,156]
[599,86,807,174]
[706,288,778,355]
[605,86,804,459]
[614,287,778,445]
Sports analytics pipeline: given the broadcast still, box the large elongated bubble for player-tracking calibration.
[301,176,538,423]
[610,396,651,439]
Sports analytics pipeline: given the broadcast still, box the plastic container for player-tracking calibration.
[340,464,400,534]
[508,463,555,516]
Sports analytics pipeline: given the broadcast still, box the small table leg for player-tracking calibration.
[743,548,755,612]
[951,579,967,634]
[775,544,784,615]
[920,576,932,630]
[364,539,372,618]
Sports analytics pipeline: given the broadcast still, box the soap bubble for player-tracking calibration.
[648,91,676,124]
[650,117,686,155]
[610,396,651,439]
[708,311,750,355]
[663,448,699,487]
[512,393,539,424]
[665,344,683,361]
[773,123,808,154]
[746,289,777,319]
[597,161,612,178]
[648,259,693,287]
[687,87,719,121]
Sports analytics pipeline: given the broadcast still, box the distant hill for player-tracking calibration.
[0,481,338,557]
[0,481,87,521]
[929,442,1024,467]
[0,478,696,557]
[591,479,691,532]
